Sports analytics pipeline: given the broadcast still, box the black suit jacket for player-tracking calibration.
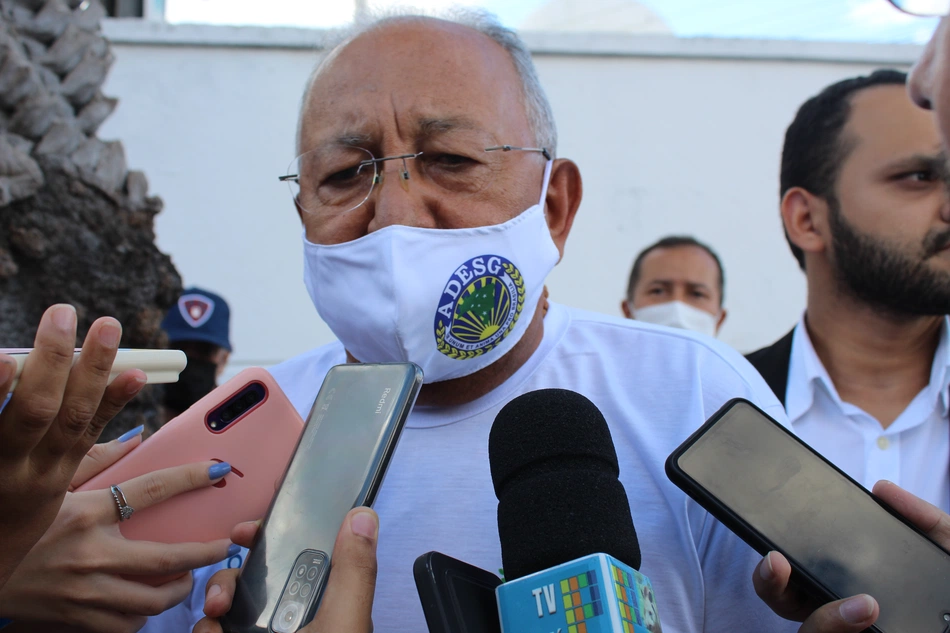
[745,328,795,407]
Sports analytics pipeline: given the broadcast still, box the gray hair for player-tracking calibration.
[298,7,558,156]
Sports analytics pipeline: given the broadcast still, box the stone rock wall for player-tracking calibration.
[0,0,181,440]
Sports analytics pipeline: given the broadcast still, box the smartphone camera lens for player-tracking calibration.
[289,581,300,596]
[296,565,306,578]
[306,567,317,580]
[221,409,233,423]
[273,602,301,633]
[300,583,312,599]
[245,391,259,406]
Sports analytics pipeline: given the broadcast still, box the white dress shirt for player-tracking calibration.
[786,316,950,512]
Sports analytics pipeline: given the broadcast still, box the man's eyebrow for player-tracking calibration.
[418,117,485,137]
[884,151,948,173]
[332,132,374,147]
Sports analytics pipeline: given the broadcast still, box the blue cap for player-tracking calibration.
[161,287,232,352]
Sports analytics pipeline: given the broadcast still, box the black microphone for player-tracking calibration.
[489,389,662,632]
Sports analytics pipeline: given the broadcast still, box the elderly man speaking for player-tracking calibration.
[151,9,795,633]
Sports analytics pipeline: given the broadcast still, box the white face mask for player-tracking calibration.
[633,301,720,338]
[303,161,558,383]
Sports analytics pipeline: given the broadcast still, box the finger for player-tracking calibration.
[752,551,819,622]
[798,595,878,633]
[0,304,77,457]
[54,570,194,617]
[58,609,148,633]
[202,568,242,619]
[306,507,379,633]
[105,538,238,577]
[0,353,15,401]
[40,317,122,459]
[70,426,144,490]
[194,616,225,633]
[74,369,147,454]
[873,480,950,547]
[107,460,232,515]
[230,520,260,549]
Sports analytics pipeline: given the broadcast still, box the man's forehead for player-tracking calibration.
[309,115,493,149]
[638,246,720,284]
[642,245,718,269]
[300,17,528,147]
[844,85,939,155]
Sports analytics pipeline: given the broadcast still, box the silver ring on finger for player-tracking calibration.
[110,484,135,521]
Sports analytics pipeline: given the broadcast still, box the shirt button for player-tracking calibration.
[877,436,890,450]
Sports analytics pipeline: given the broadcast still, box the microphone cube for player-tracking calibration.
[496,553,661,633]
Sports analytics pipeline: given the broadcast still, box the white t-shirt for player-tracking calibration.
[143,303,795,633]
[786,316,950,511]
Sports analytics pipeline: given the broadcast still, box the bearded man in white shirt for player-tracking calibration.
[746,69,950,514]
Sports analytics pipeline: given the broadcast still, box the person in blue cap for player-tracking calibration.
[159,287,232,426]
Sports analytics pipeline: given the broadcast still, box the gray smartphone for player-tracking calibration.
[221,362,423,633]
[666,398,950,633]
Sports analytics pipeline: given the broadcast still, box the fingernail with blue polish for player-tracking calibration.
[209,462,231,480]
[117,425,145,443]
[228,544,241,557]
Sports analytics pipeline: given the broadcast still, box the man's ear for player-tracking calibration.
[781,187,830,265]
[715,308,727,333]
[544,158,583,261]
[621,300,633,319]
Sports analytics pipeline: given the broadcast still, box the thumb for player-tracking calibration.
[798,595,878,633]
[305,507,379,633]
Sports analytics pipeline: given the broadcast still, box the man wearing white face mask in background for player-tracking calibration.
[148,9,808,633]
[621,235,727,337]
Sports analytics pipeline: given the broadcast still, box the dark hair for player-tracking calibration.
[780,69,907,270]
[626,235,725,305]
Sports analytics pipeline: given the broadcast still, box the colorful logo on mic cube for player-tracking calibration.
[496,553,662,633]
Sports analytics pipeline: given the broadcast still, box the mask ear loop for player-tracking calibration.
[538,159,554,207]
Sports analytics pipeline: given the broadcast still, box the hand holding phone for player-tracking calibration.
[221,362,422,633]
[194,507,380,633]
[76,367,304,585]
[666,398,950,633]
[0,307,149,592]
[0,460,237,630]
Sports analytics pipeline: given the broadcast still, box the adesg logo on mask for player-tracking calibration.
[434,255,526,360]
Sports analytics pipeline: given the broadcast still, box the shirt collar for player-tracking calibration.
[786,315,950,425]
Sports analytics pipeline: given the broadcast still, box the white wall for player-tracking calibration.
[98,22,922,377]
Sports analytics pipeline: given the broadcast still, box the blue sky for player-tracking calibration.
[165,0,939,44]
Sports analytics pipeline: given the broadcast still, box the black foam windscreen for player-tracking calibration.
[489,389,641,581]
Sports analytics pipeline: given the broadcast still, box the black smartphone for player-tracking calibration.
[221,362,423,633]
[666,398,950,633]
[414,551,503,633]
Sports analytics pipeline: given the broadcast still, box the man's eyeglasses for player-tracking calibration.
[887,0,949,17]
[279,144,550,216]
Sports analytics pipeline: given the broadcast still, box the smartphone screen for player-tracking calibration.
[223,363,423,633]
[668,399,950,633]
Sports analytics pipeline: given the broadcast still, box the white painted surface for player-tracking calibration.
[97,21,922,377]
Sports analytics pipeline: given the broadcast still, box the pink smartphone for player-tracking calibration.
[77,367,304,582]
